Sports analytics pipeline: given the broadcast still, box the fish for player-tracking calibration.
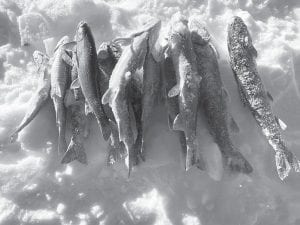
[189,18,252,174]
[61,52,88,165]
[140,24,163,158]
[114,18,164,161]
[71,21,111,141]
[10,51,51,142]
[161,55,187,166]
[51,36,73,154]
[227,16,300,180]
[97,42,126,164]
[102,32,149,177]
[166,13,202,171]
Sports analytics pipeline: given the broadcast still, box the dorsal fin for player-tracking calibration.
[222,87,230,102]
[275,116,287,130]
[113,37,133,46]
[209,42,220,59]
[168,84,180,98]
[249,45,257,58]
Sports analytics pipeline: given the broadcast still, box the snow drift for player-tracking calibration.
[0,0,300,224]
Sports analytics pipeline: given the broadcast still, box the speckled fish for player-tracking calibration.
[97,42,125,164]
[227,16,300,180]
[71,21,111,141]
[10,51,51,142]
[61,52,88,165]
[167,13,202,171]
[51,36,73,154]
[102,32,149,177]
[189,18,252,174]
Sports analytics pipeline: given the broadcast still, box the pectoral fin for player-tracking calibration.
[168,115,174,130]
[275,116,287,130]
[168,85,180,98]
[85,102,93,115]
[222,87,230,102]
[62,51,73,66]
[70,78,80,90]
[229,116,240,133]
[173,114,184,131]
[64,89,76,107]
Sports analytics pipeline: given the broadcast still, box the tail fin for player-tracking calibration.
[61,139,87,164]
[97,111,111,141]
[185,147,196,171]
[125,146,138,178]
[275,150,300,180]
[223,150,253,174]
[9,132,18,143]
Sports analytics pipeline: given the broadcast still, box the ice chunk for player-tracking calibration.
[18,13,49,48]
[56,203,65,214]
[43,37,56,56]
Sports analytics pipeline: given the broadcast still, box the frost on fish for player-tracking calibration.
[227,16,300,180]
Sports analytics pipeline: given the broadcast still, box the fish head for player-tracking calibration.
[54,36,70,52]
[97,42,110,60]
[168,13,189,48]
[33,50,49,72]
[146,18,161,47]
[76,21,90,42]
[188,17,211,45]
[228,16,252,48]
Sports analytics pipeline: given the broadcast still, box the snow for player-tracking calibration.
[0,0,300,224]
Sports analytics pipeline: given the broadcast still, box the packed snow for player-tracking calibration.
[0,0,300,224]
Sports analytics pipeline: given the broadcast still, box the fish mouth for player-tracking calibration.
[77,21,88,29]
[141,18,161,32]
[189,19,210,45]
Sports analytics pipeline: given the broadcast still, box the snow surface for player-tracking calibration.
[1,0,300,224]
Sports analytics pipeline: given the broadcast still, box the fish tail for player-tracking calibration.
[275,148,300,180]
[222,146,253,174]
[124,142,137,178]
[107,138,125,166]
[61,138,87,164]
[9,132,18,143]
[97,116,111,141]
[185,146,197,171]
